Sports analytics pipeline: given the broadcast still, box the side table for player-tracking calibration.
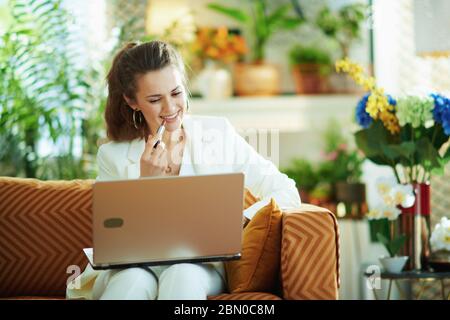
[364,270,450,300]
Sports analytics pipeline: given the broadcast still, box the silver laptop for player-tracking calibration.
[85,173,244,270]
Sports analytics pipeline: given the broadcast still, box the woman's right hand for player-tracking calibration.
[140,134,168,177]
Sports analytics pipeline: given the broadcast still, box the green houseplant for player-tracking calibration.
[318,121,366,218]
[282,120,365,212]
[288,44,332,94]
[315,3,367,59]
[281,158,318,203]
[0,0,95,179]
[315,3,367,93]
[207,0,303,95]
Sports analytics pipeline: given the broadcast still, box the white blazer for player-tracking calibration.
[96,114,301,218]
[66,114,301,299]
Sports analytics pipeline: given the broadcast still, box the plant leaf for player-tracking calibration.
[376,232,393,256]
[415,137,441,170]
[389,234,407,257]
[355,121,393,165]
[206,3,249,23]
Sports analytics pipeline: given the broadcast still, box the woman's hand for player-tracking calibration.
[140,134,168,177]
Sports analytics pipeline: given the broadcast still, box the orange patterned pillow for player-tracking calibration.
[0,177,94,297]
[225,198,282,293]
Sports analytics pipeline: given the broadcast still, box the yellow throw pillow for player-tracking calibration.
[225,198,282,293]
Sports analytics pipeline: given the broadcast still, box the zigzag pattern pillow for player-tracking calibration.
[0,177,94,297]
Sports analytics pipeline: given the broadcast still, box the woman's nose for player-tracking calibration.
[161,97,178,113]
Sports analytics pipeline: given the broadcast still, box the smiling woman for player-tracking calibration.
[66,40,301,300]
[105,41,188,142]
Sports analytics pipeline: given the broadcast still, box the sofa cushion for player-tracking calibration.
[0,177,94,297]
[225,198,282,293]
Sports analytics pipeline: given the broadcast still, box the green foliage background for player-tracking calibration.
[0,0,148,180]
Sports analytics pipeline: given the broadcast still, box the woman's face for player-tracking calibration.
[125,65,187,134]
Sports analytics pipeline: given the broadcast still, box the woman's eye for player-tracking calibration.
[148,92,181,103]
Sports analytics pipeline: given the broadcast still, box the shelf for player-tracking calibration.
[190,94,362,132]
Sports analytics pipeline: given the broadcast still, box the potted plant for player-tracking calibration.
[367,178,416,273]
[281,158,318,203]
[317,120,366,217]
[207,1,303,96]
[288,44,332,94]
[336,58,450,269]
[321,145,366,216]
[315,3,367,93]
[191,26,247,99]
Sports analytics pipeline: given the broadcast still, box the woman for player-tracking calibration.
[67,40,300,300]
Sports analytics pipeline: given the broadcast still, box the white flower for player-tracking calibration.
[380,205,402,221]
[382,194,395,207]
[391,184,415,208]
[366,207,383,220]
[376,177,396,195]
[430,217,450,251]
[367,204,401,221]
[368,177,415,221]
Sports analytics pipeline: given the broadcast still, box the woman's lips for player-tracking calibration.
[160,110,180,123]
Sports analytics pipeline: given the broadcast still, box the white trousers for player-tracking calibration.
[92,263,226,300]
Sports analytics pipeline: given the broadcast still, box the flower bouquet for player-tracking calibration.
[335,58,450,183]
[336,58,450,270]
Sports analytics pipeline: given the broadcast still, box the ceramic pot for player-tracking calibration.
[196,61,233,99]
[291,64,329,94]
[233,62,280,96]
[379,256,409,273]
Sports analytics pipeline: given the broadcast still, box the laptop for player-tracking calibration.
[85,173,244,270]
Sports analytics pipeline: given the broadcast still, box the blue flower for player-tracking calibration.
[355,93,372,128]
[430,93,450,136]
[387,95,397,106]
[355,93,396,128]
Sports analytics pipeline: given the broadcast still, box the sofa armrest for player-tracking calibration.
[280,204,340,300]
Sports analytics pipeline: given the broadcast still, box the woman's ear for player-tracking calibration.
[123,94,138,111]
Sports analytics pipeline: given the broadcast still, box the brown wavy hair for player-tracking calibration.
[105,40,187,142]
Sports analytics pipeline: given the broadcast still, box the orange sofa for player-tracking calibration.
[0,177,340,300]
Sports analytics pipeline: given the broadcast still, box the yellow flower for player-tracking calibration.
[335,58,400,134]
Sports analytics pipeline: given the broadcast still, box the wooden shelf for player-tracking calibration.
[190,94,362,132]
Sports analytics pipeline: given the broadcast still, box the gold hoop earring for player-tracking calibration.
[133,109,142,129]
